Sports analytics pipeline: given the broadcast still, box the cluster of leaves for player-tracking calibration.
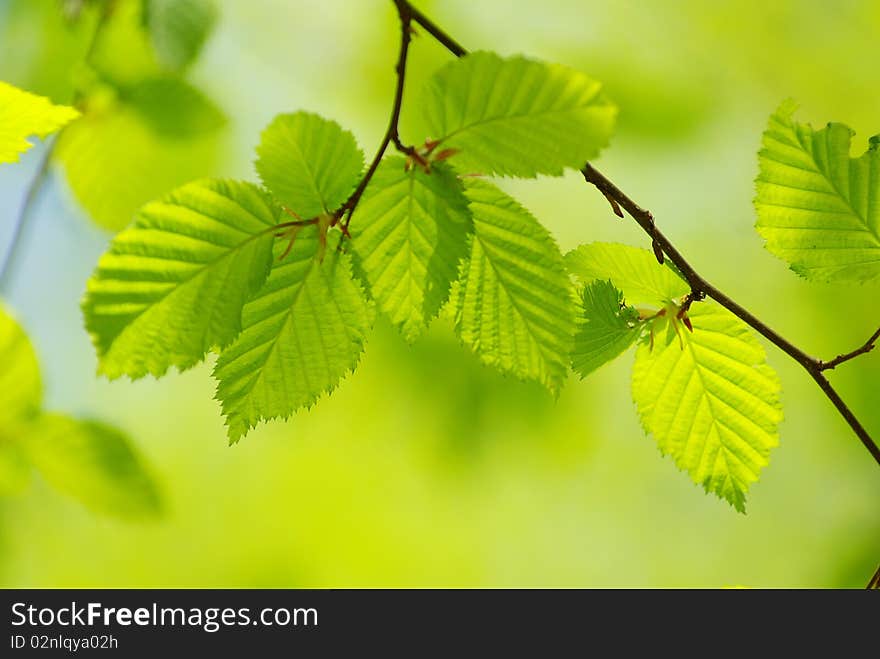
[0,305,160,518]
[80,47,798,513]
[3,3,876,521]
[1,0,222,229]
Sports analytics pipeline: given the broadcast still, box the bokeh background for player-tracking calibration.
[1,0,878,587]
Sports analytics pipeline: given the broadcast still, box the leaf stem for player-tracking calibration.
[391,0,880,470]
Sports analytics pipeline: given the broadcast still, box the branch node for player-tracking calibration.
[818,326,880,371]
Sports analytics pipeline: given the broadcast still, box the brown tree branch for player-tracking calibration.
[339,0,415,230]
[399,0,880,468]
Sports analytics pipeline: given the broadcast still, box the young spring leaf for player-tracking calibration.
[350,157,471,342]
[572,280,641,378]
[0,306,42,430]
[145,0,218,72]
[56,78,225,230]
[255,112,364,218]
[755,100,880,283]
[451,180,575,393]
[565,242,688,306]
[0,81,79,164]
[83,179,280,379]
[421,51,617,177]
[631,304,782,512]
[213,230,374,442]
[22,414,162,518]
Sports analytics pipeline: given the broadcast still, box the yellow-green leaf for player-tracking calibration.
[452,180,575,393]
[422,51,617,177]
[755,101,880,283]
[214,230,374,442]
[0,81,79,164]
[632,304,783,512]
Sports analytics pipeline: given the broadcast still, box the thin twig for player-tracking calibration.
[395,0,880,469]
[582,162,880,467]
[819,326,880,371]
[339,0,414,230]
[0,141,56,293]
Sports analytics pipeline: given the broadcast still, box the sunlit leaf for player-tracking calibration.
[452,180,575,393]
[755,100,880,283]
[565,242,688,306]
[632,304,782,512]
[350,157,471,342]
[422,51,617,177]
[255,111,364,218]
[214,230,374,442]
[0,80,79,164]
[83,179,279,379]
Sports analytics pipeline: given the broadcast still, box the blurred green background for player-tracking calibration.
[0,0,878,587]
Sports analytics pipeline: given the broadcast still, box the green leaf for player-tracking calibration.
[631,303,782,512]
[0,80,79,164]
[146,0,218,72]
[124,75,225,138]
[421,51,617,177]
[572,279,641,378]
[22,414,162,518]
[83,179,280,379]
[350,157,471,342]
[565,242,688,306]
[55,81,226,231]
[451,180,575,393]
[0,305,41,428]
[255,111,364,218]
[213,229,374,442]
[755,101,880,283]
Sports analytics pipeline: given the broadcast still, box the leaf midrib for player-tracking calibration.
[437,89,604,144]
[786,120,880,245]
